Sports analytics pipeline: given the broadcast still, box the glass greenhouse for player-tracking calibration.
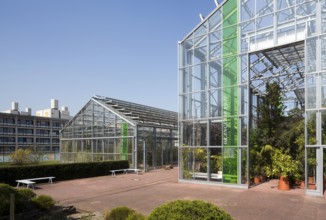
[61,96,178,171]
[179,0,326,196]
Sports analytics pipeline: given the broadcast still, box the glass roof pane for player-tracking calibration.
[277,0,295,10]
[241,0,254,21]
[194,22,207,37]
[209,10,222,31]
[256,0,273,16]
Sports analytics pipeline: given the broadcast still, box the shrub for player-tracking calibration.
[9,149,32,165]
[0,184,17,216]
[147,200,233,220]
[126,212,145,220]
[0,184,57,217]
[0,184,25,216]
[32,195,55,210]
[264,148,300,179]
[105,206,144,220]
[17,188,36,201]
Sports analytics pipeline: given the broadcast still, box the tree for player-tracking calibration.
[256,82,284,147]
[9,149,32,165]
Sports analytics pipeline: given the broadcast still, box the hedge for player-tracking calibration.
[0,160,129,186]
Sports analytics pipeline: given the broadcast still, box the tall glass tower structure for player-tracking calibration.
[178,0,326,196]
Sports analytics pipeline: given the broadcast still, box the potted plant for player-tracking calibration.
[265,148,300,190]
[250,145,263,184]
[252,161,262,184]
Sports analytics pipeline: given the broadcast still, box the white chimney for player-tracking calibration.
[25,108,32,115]
[11,102,18,111]
[51,99,59,109]
[61,106,68,111]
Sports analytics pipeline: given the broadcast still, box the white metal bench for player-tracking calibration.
[125,168,141,174]
[192,172,222,180]
[16,176,55,189]
[110,168,141,176]
[16,180,36,189]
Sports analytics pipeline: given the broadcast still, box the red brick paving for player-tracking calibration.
[34,168,326,220]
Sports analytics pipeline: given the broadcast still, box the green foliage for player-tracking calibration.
[29,150,48,164]
[0,184,58,217]
[105,206,144,220]
[32,195,55,210]
[17,188,36,201]
[250,82,305,180]
[9,149,32,165]
[181,148,193,179]
[264,148,300,179]
[0,183,32,216]
[194,148,207,172]
[210,154,222,173]
[0,184,19,216]
[256,82,284,147]
[126,212,145,220]
[307,113,317,145]
[0,160,129,186]
[147,200,233,220]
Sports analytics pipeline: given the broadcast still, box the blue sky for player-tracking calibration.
[0,0,219,115]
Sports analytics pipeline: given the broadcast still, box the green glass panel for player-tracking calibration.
[121,123,128,160]
[223,86,238,116]
[222,117,238,146]
[222,0,238,184]
[222,147,238,183]
[222,0,238,28]
[222,27,238,57]
[223,57,238,86]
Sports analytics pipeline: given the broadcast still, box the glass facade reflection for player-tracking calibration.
[179,0,326,195]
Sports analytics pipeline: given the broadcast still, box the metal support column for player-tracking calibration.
[134,126,137,169]
[143,140,147,172]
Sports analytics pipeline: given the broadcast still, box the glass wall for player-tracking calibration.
[61,100,135,164]
[179,0,326,193]
[137,126,178,170]
[179,0,246,187]
[303,0,326,196]
[61,99,178,169]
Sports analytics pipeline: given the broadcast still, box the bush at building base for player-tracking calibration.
[0,183,56,217]
[147,200,233,220]
[105,206,145,220]
[32,194,56,210]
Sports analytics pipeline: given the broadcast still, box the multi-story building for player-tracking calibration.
[0,100,71,162]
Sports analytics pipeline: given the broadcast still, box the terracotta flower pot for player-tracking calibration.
[253,176,261,184]
[278,176,290,190]
[308,177,315,184]
[308,183,316,190]
[300,181,305,189]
